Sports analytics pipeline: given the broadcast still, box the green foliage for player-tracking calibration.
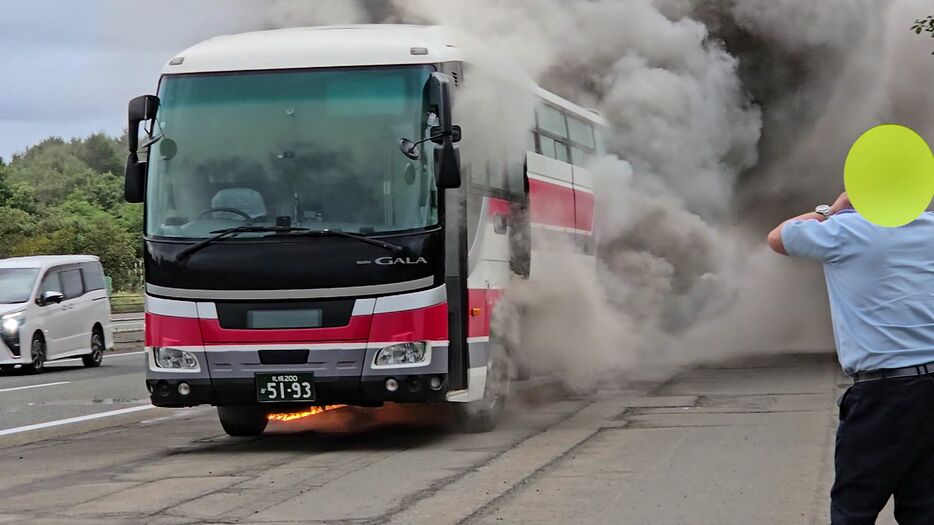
[913,15,934,54]
[0,134,143,291]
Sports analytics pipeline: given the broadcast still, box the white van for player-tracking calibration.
[0,255,114,372]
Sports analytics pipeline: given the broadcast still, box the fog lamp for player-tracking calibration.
[374,342,429,367]
[153,347,199,370]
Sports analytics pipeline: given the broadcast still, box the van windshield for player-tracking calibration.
[0,269,39,304]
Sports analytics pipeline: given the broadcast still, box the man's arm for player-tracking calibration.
[768,212,826,255]
[768,193,852,256]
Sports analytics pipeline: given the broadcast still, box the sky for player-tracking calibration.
[0,1,274,160]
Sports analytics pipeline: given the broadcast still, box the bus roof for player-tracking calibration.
[162,25,607,127]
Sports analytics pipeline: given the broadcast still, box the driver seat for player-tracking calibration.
[210,188,267,220]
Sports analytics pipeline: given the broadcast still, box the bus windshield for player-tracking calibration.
[146,66,439,239]
[0,269,38,304]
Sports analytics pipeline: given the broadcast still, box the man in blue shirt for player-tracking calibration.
[768,192,934,524]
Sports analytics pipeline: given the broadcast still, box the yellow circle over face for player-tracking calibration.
[844,125,934,227]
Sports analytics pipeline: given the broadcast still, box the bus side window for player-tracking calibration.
[539,135,557,158]
[594,128,607,156]
[568,115,595,149]
[554,143,569,163]
[538,105,567,137]
[537,104,571,164]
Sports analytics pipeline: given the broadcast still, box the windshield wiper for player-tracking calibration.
[175,225,309,263]
[288,229,407,255]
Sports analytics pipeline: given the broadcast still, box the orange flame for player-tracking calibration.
[267,405,347,422]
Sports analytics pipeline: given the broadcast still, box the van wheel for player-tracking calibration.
[82,330,104,368]
[26,334,46,374]
[453,345,510,433]
[217,406,269,437]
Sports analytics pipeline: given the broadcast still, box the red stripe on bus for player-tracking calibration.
[369,302,449,342]
[574,189,594,232]
[146,313,203,347]
[199,316,372,344]
[487,197,511,216]
[529,178,576,229]
[149,301,458,346]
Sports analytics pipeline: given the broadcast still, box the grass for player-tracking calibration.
[110,291,144,313]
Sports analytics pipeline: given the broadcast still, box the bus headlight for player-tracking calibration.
[374,342,429,367]
[153,347,199,369]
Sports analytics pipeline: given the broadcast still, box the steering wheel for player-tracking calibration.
[197,207,254,222]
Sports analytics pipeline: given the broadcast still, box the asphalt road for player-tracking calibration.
[0,349,150,434]
[0,351,901,525]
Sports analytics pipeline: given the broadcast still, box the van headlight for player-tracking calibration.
[374,342,429,367]
[1,313,24,335]
[0,312,23,354]
[153,347,199,369]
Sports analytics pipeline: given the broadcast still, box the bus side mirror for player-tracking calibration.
[125,94,159,203]
[428,73,462,190]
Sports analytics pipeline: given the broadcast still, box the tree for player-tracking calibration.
[0,159,11,207]
[913,15,934,54]
[0,133,144,291]
[77,133,124,176]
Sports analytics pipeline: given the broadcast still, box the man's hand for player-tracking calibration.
[831,192,853,214]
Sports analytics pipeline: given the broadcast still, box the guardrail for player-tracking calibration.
[111,294,144,314]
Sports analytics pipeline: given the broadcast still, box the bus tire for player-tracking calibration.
[454,345,510,433]
[217,405,268,437]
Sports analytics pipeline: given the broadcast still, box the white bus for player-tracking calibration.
[123,25,607,435]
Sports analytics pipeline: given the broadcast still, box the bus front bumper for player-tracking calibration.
[146,374,449,408]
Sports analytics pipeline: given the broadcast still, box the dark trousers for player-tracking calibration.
[832,374,934,524]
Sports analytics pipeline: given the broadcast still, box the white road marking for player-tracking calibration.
[0,404,156,436]
[108,351,146,358]
[0,381,70,393]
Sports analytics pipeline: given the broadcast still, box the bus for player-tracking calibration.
[124,25,607,436]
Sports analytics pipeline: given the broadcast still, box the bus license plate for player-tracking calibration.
[255,373,315,402]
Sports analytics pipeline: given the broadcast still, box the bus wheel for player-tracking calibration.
[454,345,510,433]
[217,406,268,437]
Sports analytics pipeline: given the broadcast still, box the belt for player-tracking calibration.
[852,363,934,384]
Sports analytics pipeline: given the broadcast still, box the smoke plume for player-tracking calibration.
[263,0,933,385]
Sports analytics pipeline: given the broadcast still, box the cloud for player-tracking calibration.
[0,0,268,159]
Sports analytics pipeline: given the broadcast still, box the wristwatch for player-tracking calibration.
[815,204,834,218]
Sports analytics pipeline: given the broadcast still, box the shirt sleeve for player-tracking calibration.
[781,218,844,263]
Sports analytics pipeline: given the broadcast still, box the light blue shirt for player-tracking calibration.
[782,210,934,375]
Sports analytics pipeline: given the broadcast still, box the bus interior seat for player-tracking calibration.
[210,188,268,220]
